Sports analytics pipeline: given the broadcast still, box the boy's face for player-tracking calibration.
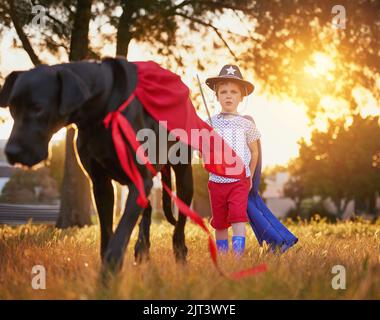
[216,81,243,113]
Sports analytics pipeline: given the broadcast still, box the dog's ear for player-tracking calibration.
[58,68,91,116]
[0,71,24,108]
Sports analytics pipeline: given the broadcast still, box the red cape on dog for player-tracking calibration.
[134,60,246,179]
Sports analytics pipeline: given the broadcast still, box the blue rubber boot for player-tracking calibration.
[216,239,228,254]
[232,236,245,257]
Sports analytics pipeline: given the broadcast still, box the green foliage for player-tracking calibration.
[284,114,380,218]
[241,0,380,120]
[0,166,59,204]
[286,198,337,222]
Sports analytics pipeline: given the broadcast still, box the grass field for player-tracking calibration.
[0,217,379,299]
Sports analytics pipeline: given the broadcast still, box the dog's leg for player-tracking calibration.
[134,203,152,264]
[78,155,114,260]
[172,163,193,263]
[161,164,177,225]
[92,176,114,260]
[103,179,153,273]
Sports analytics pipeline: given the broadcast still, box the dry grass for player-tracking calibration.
[0,217,379,299]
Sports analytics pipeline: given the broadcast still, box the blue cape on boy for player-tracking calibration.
[247,137,298,253]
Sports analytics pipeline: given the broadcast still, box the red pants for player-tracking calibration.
[208,178,250,229]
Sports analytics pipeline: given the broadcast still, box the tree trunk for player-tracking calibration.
[56,0,93,228]
[56,126,93,228]
[368,192,377,216]
[68,0,92,61]
[354,195,366,216]
[115,3,135,57]
[341,199,349,217]
[333,198,350,219]
[333,198,344,219]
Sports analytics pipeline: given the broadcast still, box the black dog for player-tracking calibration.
[0,57,193,272]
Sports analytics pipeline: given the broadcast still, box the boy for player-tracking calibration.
[205,64,261,256]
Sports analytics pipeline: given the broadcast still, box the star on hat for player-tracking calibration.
[226,66,236,75]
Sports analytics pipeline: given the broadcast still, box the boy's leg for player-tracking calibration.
[208,180,230,254]
[215,228,228,253]
[231,223,246,257]
[232,222,246,237]
[228,178,250,257]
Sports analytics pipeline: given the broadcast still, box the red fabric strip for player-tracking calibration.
[103,94,149,208]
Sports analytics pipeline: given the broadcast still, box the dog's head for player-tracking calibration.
[0,65,91,167]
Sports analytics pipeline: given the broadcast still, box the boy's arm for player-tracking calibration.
[248,140,259,189]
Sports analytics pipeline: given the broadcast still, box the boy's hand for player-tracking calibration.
[249,177,253,191]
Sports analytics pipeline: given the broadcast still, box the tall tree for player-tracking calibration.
[7,1,42,65]
[285,115,380,218]
[56,0,94,228]
[0,0,95,227]
[0,0,74,63]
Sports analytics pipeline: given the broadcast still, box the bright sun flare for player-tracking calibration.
[304,52,336,81]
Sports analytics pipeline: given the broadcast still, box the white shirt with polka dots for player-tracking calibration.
[206,113,261,183]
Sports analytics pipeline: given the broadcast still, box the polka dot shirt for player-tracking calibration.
[206,113,261,183]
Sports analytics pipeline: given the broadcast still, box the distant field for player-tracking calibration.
[0,217,379,299]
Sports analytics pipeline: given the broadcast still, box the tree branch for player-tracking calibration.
[176,12,238,61]
[232,9,260,43]
[45,10,70,34]
[8,1,42,66]
[40,31,70,52]
[30,0,69,32]
[173,0,193,10]
[193,1,254,14]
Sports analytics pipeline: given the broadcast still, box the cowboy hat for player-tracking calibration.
[205,64,254,96]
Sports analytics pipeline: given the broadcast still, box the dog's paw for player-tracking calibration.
[134,240,150,264]
[174,245,188,264]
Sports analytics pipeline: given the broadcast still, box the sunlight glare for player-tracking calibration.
[304,52,335,80]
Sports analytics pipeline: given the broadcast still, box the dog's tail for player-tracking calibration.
[161,164,177,226]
